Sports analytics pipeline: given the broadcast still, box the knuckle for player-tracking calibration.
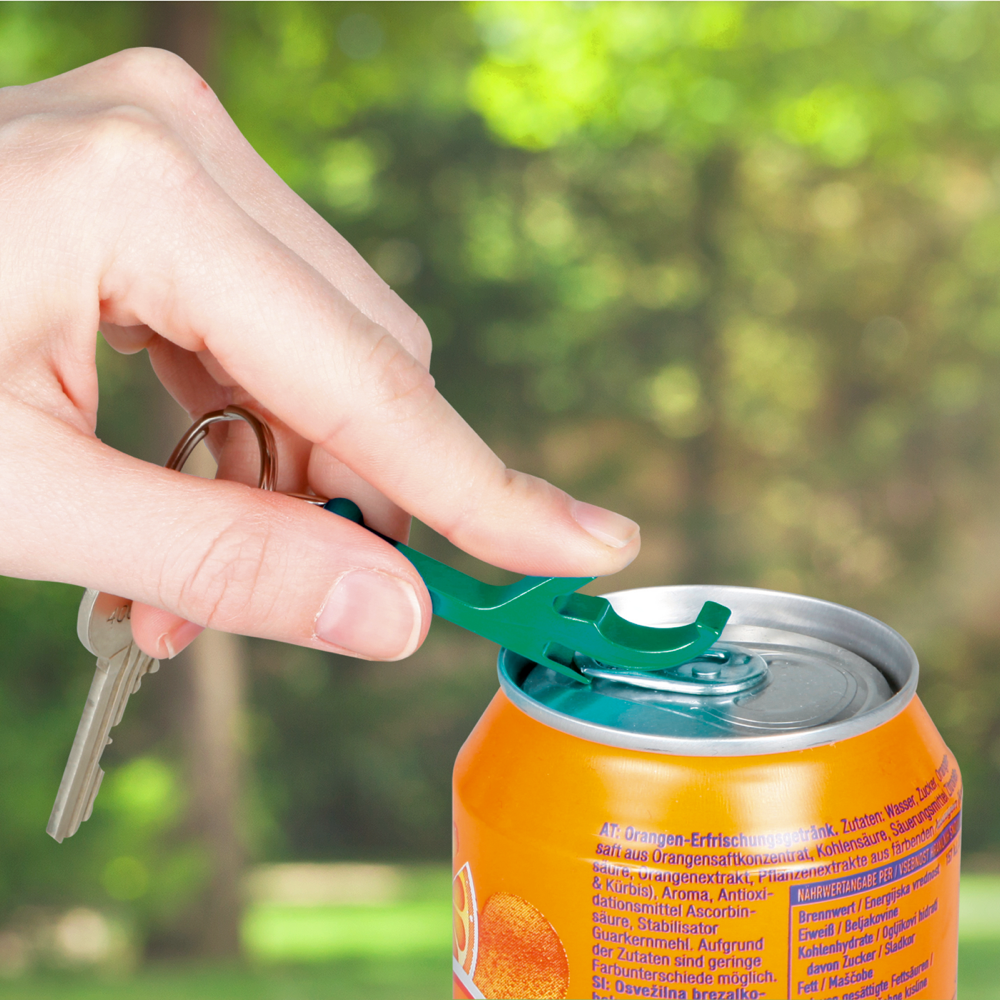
[0,48,211,195]
[170,510,282,630]
[441,465,520,549]
[102,47,212,100]
[383,287,433,364]
[0,105,195,197]
[408,314,433,365]
[81,106,194,187]
[368,330,437,413]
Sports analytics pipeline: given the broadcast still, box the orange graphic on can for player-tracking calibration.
[454,863,479,979]
[453,586,961,1000]
[453,881,570,1000]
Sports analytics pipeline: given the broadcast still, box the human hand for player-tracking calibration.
[0,48,640,663]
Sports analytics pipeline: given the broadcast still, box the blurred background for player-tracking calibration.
[4,2,1000,996]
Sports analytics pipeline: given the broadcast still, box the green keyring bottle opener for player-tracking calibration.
[322,497,730,685]
[167,409,730,685]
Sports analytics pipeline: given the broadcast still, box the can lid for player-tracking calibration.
[498,585,918,756]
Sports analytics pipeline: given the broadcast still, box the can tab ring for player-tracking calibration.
[575,645,768,695]
[323,497,731,685]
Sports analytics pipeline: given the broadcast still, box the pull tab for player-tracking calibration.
[576,645,768,696]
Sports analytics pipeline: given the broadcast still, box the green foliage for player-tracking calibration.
[6,1,1000,952]
[247,628,497,863]
[218,0,1000,857]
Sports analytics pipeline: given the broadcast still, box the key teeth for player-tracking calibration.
[132,658,157,692]
[82,767,104,825]
[50,614,161,844]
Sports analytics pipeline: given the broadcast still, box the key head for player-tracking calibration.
[77,589,136,659]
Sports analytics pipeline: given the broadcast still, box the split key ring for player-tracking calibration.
[166,405,326,505]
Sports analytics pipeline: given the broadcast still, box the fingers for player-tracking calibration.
[2,400,431,661]
[144,338,410,538]
[129,604,204,660]
[17,48,432,366]
[6,54,639,580]
[76,134,637,575]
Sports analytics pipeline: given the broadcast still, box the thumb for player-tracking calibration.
[6,407,431,661]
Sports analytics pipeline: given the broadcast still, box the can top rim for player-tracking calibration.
[498,585,918,757]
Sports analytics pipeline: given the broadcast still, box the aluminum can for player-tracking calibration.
[452,586,961,1000]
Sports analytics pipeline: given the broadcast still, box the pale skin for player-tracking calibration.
[0,49,640,664]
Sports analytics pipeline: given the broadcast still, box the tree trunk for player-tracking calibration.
[684,147,738,584]
[144,1,246,960]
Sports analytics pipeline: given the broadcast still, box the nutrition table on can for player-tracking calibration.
[588,753,959,1000]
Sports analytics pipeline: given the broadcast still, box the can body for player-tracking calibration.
[452,588,961,1000]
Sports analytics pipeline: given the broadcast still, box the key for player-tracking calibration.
[46,589,159,842]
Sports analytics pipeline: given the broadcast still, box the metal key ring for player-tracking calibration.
[167,406,327,504]
[166,405,278,490]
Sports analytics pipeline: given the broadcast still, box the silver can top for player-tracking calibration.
[497,585,917,756]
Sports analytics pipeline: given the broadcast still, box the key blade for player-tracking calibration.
[113,645,151,727]
[131,650,159,693]
[53,591,161,842]
[81,767,105,826]
[47,646,133,842]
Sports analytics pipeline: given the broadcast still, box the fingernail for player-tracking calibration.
[315,570,422,660]
[570,500,640,549]
[159,620,204,659]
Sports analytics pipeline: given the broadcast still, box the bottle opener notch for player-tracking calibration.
[322,498,731,684]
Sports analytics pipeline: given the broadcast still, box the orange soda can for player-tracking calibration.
[452,586,961,1000]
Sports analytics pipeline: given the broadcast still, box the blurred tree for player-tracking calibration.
[143,0,246,960]
[5,0,1000,961]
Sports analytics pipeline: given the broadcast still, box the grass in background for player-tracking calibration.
[243,902,450,962]
[962,944,1000,1000]
[243,863,451,963]
[959,876,1000,1000]
[5,872,1000,998]
[0,956,446,1000]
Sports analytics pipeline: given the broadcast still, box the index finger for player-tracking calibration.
[92,136,640,577]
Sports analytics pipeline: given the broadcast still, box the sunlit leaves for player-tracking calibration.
[647,364,709,439]
[466,1,751,150]
[103,757,181,831]
[776,85,878,166]
[722,320,824,457]
[321,137,381,212]
[465,1,1000,169]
